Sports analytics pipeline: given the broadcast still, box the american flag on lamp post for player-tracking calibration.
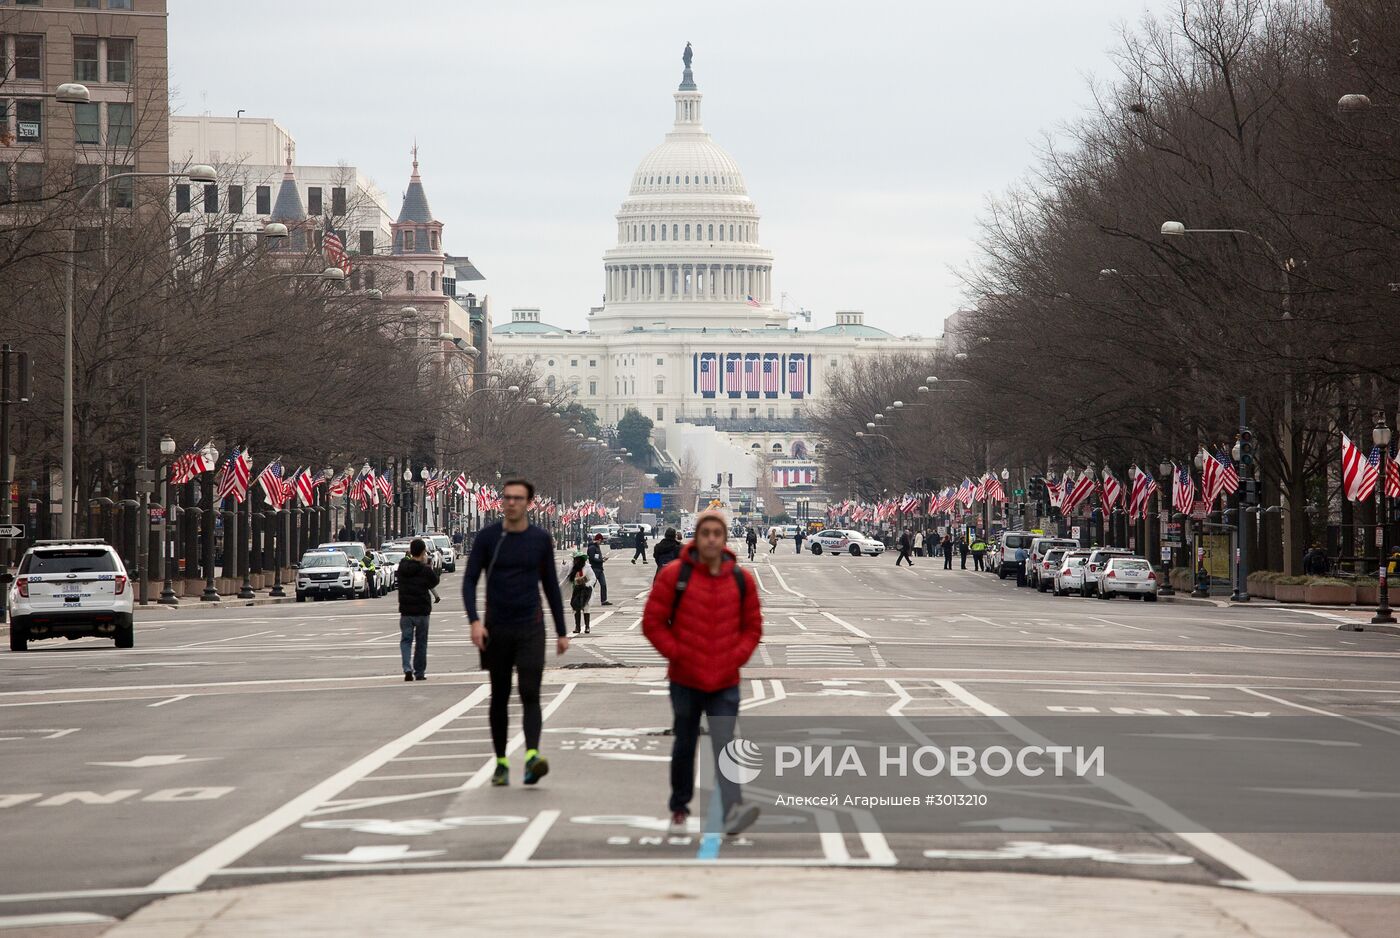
[216,447,252,504]
[293,467,316,507]
[1173,463,1195,516]
[327,466,353,498]
[170,442,216,485]
[1341,434,1379,502]
[1388,446,1400,499]
[255,460,288,510]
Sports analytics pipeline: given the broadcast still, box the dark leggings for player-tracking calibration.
[573,609,591,629]
[484,628,545,757]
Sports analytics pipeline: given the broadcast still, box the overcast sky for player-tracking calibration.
[169,0,1172,337]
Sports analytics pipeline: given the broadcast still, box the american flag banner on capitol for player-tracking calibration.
[745,294,760,308]
[697,353,718,396]
[787,355,807,399]
[763,353,780,397]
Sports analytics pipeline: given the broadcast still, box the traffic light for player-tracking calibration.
[1242,479,1259,506]
[1237,428,1254,468]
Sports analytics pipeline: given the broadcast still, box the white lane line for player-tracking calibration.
[767,565,805,598]
[360,772,474,782]
[0,912,117,928]
[820,612,872,640]
[178,630,276,648]
[147,695,191,708]
[1088,615,1151,632]
[933,679,1298,889]
[751,569,769,593]
[500,809,560,863]
[215,857,902,875]
[1238,687,1400,739]
[627,616,643,632]
[390,753,496,762]
[788,616,808,631]
[359,630,403,645]
[749,679,766,701]
[1225,881,1400,896]
[147,683,490,893]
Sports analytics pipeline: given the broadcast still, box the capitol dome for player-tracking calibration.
[592,45,781,334]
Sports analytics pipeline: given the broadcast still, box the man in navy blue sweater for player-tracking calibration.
[463,478,568,787]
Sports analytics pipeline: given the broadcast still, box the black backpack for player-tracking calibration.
[668,562,747,626]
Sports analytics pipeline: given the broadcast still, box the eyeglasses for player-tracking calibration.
[500,495,528,502]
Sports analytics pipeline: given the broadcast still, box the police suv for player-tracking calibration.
[7,540,134,651]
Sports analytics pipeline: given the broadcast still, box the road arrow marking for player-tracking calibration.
[1131,733,1358,747]
[1249,788,1400,799]
[302,845,445,863]
[961,817,1083,832]
[88,755,217,768]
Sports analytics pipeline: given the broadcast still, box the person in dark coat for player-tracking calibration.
[588,533,610,605]
[958,537,969,569]
[895,529,914,567]
[631,528,649,564]
[396,538,441,681]
[942,533,953,569]
[652,527,682,580]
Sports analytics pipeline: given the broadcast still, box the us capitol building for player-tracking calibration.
[491,45,940,491]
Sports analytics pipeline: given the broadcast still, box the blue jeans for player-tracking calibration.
[669,682,741,816]
[399,615,429,676]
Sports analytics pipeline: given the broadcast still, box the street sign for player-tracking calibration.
[1378,527,1385,548]
[1160,547,1172,562]
[1070,526,1081,539]
[0,523,24,538]
[1013,488,1025,497]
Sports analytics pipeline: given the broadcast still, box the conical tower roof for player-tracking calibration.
[396,144,434,224]
[269,145,306,222]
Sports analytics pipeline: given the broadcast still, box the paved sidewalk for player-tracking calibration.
[98,869,1348,938]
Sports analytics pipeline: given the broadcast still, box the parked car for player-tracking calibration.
[1035,548,1072,593]
[367,551,395,593]
[1027,537,1081,590]
[425,533,456,573]
[296,548,366,601]
[1098,556,1160,601]
[1053,550,1093,596]
[984,535,1003,572]
[809,529,885,557]
[319,541,367,564]
[994,531,1037,579]
[380,545,409,588]
[7,539,134,651]
[1082,548,1138,597]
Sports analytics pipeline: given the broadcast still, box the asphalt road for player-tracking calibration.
[3,543,1399,936]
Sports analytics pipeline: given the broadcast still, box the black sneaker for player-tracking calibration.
[601,601,612,606]
[573,627,581,634]
[723,803,760,836]
[524,754,549,785]
[584,626,590,634]
[491,762,509,787]
[403,672,414,682]
[414,674,425,681]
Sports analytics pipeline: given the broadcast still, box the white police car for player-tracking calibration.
[7,539,134,651]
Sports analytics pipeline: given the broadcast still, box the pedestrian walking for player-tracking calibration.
[588,533,611,605]
[942,533,953,569]
[768,528,779,553]
[653,526,682,579]
[745,526,758,561]
[396,537,440,681]
[567,551,595,634]
[463,478,569,788]
[958,537,969,569]
[895,528,914,567]
[794,527,805,554]
[642,508,763,837]
[631,527,649,564]
[971,538,986,572]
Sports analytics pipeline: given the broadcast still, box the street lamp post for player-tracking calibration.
[158,435,179,604]
[59,163,218,539]
[199,442,220,601]
[1157,459,1176,596]
[420,466,431,531]
[1373,420,1395,626]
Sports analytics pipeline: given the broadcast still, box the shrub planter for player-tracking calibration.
[1304,583,1355,605]
[1355,583,1379,606]
[1247,573,1274,600]
[1275,582,1307,603]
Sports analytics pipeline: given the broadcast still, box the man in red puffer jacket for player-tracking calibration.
[643,508,763,837]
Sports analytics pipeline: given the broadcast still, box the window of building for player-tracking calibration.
[74,162,101,197]
[792,408,802,420]
[405,271,414,291]
[202,183,218,212]
[546,375,557,392]
[589,359,596,367]
[107,102,132,147]
[14,36,42,81]
[73,37,99,82]
[547,359,554,366]
[108,0,133,8]
[358,230,374,255]
[650,224,655,240]
[75,0,101,7]
[829,358,837,368]
[660,225,665,241]
[570,358,578,367]
[704,407,713,418]
[657,407,664,421]
[106,38,132,83]
[255,185,271,214]
[672,224,678,240]
[769,409,777,420]
[108,164,133,208]
[349,269,361,290]
[684,224,690,241]
[748,407,758,417]
[429,230,439,251]
[15,100,41,142]
[73,101,100,144]
[656,356,664,365]
[751,443,760,450]
[772,442,783,452]
[430,271,437,291]
[718,224,724,241]
[175,226,192,256]
[707,224,713,240]
[655,378,664,394]
[202,231,220,262]
[228,184,243,213]
[312,230,323,251]
[730,407,738,419]
[331,186,346,215]
[403,229,415,251]
[589,379,597,396]
[306,186,322,216]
